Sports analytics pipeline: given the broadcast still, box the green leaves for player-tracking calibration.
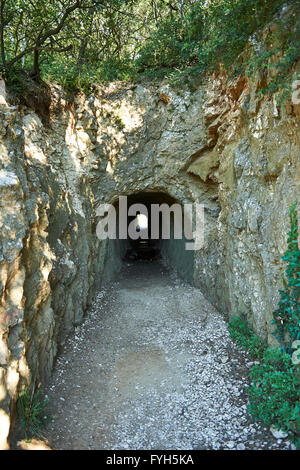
[228,316,300,448]
[247,348,299,446]
[17,386,50,440]
[0,0,299,93]
[228,316,265,359]
[228,203,300,448]
[273,203,300,351]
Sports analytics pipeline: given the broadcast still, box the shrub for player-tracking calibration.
[247,348,299,447]
[228,316,299,448]
[273,203,300,353]
[17,386,49,440]
[228,316,265,359]
[135,0,299,96]
[228,317,300,448]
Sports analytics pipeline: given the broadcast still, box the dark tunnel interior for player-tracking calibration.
[104,191,195,284]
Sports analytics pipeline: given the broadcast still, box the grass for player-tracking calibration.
[16,386,50,440]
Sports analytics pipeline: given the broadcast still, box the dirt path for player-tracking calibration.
[40,261,291,450]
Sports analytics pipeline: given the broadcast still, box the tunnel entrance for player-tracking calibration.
[106,191,195,283]
[124,192,176,262]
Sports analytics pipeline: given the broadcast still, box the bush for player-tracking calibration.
[228,316,265,359]
[136,17,186,72]
[273,203,300,352]
[1,0,299,96]
[247,348,300,447]
[135,0,299,95]
[17,386,49,440]
[228,315,299,448]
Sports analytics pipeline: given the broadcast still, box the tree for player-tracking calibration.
[0,0,297,91]
[0,0,107,78]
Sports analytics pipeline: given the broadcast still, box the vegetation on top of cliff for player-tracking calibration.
[0,0,299,97]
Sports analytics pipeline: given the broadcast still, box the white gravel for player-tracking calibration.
[42,261,293,450]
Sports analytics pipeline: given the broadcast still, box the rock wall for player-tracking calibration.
[192,74,300,342]
[0,70,299,447]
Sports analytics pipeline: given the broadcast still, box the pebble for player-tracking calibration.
[270,426,288,439]
[237,443,246,450]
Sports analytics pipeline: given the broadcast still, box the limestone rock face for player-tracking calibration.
[0,74,299,448]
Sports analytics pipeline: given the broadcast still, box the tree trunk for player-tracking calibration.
[33,48,41,80]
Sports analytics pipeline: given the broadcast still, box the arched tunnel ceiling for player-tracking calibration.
[113,191,180,209]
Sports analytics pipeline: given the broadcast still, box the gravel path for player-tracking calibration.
[41,261,292,450]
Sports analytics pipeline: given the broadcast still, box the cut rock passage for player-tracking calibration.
[42,262,291,450]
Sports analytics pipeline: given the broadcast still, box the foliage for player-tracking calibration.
[0,0,299,94]
[0,0,90,78]
[228,316,264,359]
[17,386,49,440]
[1,66,24,96]
[228,316,300,448]
[42,54,138,93]
[135,16,187,71]
[273,203,300,353]
[248,348,300,448]
[135,0,300,92]
[245,11,300,100]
